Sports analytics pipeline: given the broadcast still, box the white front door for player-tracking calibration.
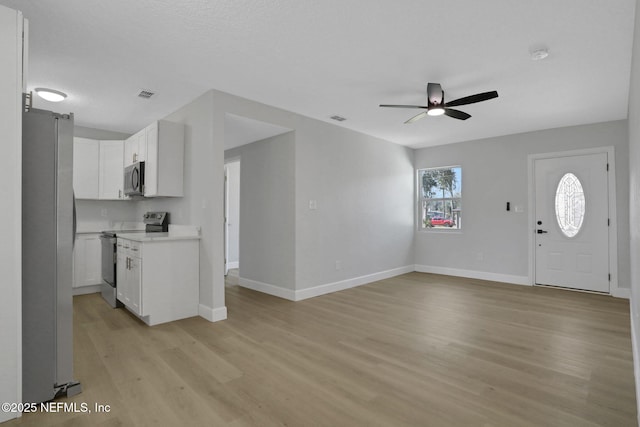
[534,153,609,293]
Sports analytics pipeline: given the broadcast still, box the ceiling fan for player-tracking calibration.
[380,83,498,124]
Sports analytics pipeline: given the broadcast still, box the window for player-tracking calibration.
[418,166,462,230]
[555,172,585,238]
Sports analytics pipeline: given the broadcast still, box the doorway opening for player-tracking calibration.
[223,113,292,286]
[224,159,240,276]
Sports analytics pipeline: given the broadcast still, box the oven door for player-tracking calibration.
[100,234,116,286]
[99,234,121,308]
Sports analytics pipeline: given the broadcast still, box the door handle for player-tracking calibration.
[537,229,548,234]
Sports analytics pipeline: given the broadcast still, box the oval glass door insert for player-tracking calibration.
[555,173,585,238]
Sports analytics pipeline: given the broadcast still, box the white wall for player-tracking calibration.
[75,200,139,228]
[217,89,415,300]
[294,120,415,291]
[226,160,240,266]
[0,4,22,422]
[136,91,227,322]
[627,0,640,421]
[414,120,630,290]
[225,133,296,290]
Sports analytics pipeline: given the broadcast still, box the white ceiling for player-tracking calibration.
[2,0,636,149]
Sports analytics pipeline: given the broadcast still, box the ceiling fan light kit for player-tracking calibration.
[380,82,498,123]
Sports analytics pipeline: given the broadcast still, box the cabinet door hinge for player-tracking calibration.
[608,218,610,226]
[606,163,609,171]
[608,273,611,281]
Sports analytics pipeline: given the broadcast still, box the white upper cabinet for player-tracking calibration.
[74,137,127,200]
[144,120,184,198]
[73,137,100,199]
[124,128,147,166]
[99,140,125,200]
[75,119,184,200]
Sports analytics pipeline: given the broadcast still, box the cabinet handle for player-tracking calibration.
[119,189,122,199]
[131,248,139,252]
[133,153,137,163]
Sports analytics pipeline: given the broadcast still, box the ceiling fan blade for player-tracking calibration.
[427,83,443,104]
[404,111,428,124]
[444,108,471,120]
[379,104,428,109]
[445,91,498,107]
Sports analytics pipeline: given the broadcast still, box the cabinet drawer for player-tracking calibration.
[129,241,141,255]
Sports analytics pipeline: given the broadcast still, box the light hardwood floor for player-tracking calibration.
[7,272,637,426]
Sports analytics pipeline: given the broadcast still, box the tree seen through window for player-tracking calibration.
[419,166,462,229]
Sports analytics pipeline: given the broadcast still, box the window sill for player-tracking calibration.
[418,228,463,234]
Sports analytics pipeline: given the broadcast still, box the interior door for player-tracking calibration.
[534,153,609,292]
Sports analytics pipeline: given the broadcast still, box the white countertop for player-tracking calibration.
[76,221,145,234]
[117,229,200,242]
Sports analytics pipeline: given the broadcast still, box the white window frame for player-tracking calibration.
[417,166,462,232]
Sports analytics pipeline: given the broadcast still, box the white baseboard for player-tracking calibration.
[72,284,101,296]
[238,265,415,302]
[227,261,239,269]
[612,287,631,299]
[414,264,530,286]
[198,304,227,322]
[238,277,297,301]
[294,265,415,301]
[631,303,640,427]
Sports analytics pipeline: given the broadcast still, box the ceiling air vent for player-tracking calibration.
[138,89,155,99]
[330,115,346,122]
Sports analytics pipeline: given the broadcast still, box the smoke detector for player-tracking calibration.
[530,48,549,61]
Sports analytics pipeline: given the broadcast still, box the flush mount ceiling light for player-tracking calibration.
[34,88,67,102]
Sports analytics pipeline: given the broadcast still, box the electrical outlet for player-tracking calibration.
[100,209,107,217]
[476,252,484,261]
[335,260,342,270]
[309,200,317,210]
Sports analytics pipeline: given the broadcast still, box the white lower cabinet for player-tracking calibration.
[117,236,199,325]
[73,234,102,288]
[116,241,126,301]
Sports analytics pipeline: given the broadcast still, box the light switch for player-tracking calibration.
[309,200,317,210]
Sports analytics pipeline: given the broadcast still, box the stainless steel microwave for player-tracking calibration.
[124,161,145,196]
